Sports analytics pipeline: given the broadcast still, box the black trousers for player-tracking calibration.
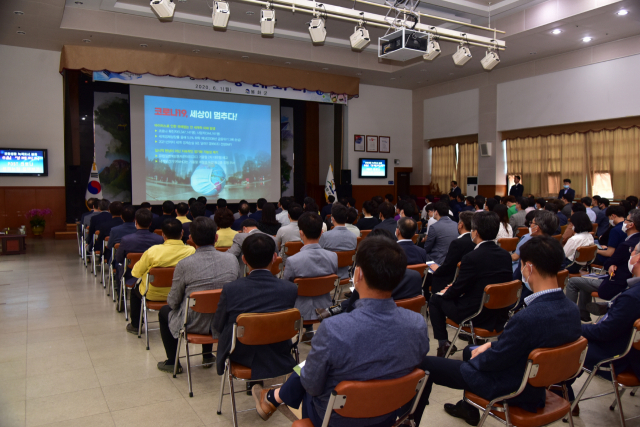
[429,295,453,341]
[158,305,213,364]
[129,285,143,327]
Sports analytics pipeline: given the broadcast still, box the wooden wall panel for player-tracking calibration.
[351,185,395,210]
[410,185,431,197]
[478,185,508,197]
[0,187,66,237]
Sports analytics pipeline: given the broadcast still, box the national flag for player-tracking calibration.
[85,162,103,200]
[325,164,337,201]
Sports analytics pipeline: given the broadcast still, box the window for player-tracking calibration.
[592,172,614,199]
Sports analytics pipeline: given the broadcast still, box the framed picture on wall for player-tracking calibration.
[379,136,390,153]
[354,134,365,152]
[366,135,378,152]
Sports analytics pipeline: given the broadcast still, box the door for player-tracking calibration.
[397,172,411,197]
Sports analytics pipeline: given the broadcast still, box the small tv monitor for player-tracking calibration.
[0,148,48,176]
[359,158,387,179]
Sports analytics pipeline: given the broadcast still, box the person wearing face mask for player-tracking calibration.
[595,205,626,263]
[558,178,576,201]
[412,235,581,426]
[593,197,610,237]
[566,209,640,322]
[422,202,459,265]
[428,211,513,357]
[562,212,595,274]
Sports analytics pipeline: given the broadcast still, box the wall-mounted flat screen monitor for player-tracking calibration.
[359,158,387,178]
[0,148,48,176]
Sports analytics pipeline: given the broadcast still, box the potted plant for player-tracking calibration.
[25,208,52,236]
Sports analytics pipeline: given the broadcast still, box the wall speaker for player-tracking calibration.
[341,169,352,185]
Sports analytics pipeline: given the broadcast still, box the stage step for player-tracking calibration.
[66,223,77,232]
[55,231,77,240]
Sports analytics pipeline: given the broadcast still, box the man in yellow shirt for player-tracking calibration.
[175,202,192,224]
[126,218,195,334]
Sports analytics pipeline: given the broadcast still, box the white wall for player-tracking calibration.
[0,44,64,186]
[347,84,412,185]
[498,54,640,131]
[318,104,335,185]
[424,89,479,140]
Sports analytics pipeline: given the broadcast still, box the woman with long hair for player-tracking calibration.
[257,202,281,235]
[494,204,513,240]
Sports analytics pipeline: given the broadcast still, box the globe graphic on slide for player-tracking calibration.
[190,164,227,196]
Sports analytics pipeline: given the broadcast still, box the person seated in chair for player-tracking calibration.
[156,217,240,373]
[94,201,123,255]
[126,219,195,334]
[86,199,111,249]
[212,234,298,382]
[344,208,362,237]
[373,201,398,238]
[319,203,357,280]
[228,219,277,274]
[421,202,460,265]
[396,217,427,264]
[561,212,595,274]
[429,211,513,357]
[105,205,136,264]
[355,200,380,231]
[413,236,582,425]
[252,236,430,426]
[150,200,175,232]
[275,203,303,262]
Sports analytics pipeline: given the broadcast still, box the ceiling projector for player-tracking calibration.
[481,50,500,70]
[350,26,370,50]
[261,9,276,35]
[150,0,175,19]
[308,17,327,44]
[422,39,441,61]
[213,1,230,29]
[452,45,472,66]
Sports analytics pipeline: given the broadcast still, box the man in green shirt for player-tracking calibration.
[506,196,517,219]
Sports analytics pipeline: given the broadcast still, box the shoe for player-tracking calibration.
[343,291,353,298]
[580,314,593,323]
[586,301,609,316]
[202,356,215,368]
[251,384,277,421]
[437,343,457,358]
[572,403,580,417]
[444,401,480,426]
[301,331,314,344]
[157,360,182,374]
[126,323,139,335]
[316,305,342,320]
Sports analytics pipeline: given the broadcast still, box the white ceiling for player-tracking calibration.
[0,0,638,90]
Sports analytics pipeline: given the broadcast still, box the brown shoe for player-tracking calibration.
[251,384,277,421]
[572,403,580,417]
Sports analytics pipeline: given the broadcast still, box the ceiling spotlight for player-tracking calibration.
[241,55,249,59]
[213,1,230,29]
[14,11,24,15]
[356,72,362,75]
[75,1,84,4]
[423,38,441,61]
[552,29,562,35]
[192,49,200,53]
[16,30,26,35]
[322,67,329,70]
[452,44,472,66]
[617,9,628,16]
[390,77,396,80]
[82,39,92,43]
[246,10,255,15]
[260,8,276,36]
[284,61,291,64]
[140,43,148,48]
[150,0,175,19]
[308,17,326,44]
[582,37,592,42]
[350,25,370,50]
[481,50,500,71]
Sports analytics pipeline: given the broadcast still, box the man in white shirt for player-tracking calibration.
[275,204,303,260]
[582,197,597,223]
[275,197,291,226]
[344,208,361,237]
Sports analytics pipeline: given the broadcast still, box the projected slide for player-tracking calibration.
[144,95,271,201]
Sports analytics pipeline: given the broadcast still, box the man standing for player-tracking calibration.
[450,181,462,199]
[509,175,524,198]
[422,202,459,265]
[558,178,576,202]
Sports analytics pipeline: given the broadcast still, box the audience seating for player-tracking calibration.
[464,337,588,427]
[119,252,143,321]
[356,236,363,249]
[216,247,231,252]
[291,368,429,427]
[335,250,356,286]
[516,227,528,238]
[217,308,303,427]
[100,237,109,288]
[571,320,640,427]
[567,245,598,278]
[360,230,372,238]
[417,221,423,231]
[396,295,428,325]
[294,274,340,338]
[497,237,519,253]
[412,235,419,244]
[76,221,83,258]
[284,241,304,257]
[174,289,222,397]
[110,244,120,302]
[140,267,175,350]
[407,263,429,290]
[592,223,598,234]
[271,257,283,277]
[154,229,163,236]
[561,224,569,235]
[557,269,569,290]
[552,234,563,243]
[186,238,196,248]
[92,230,100,276]
[445,280,522,357]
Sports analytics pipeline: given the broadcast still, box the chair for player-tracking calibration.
[100,237,110,288]
[356,236,363,249]
[284,241,303,257]
[571,319,640,427]
[174,289,222,397]
[271,256,283,276]
[497,237,519,253]
[552,234,563,243]
[295,274,340,338]
[567,245,598,278]
[445,280,522,358]
[464,337,588,427]
[292,368,429,427]
[335,250,356,285]
[217,308,303,427]
[516,227,528,238]
[396,295,428,325]
[407,263,429,290]
[592,223,598,234]
[109,243,120,302]
[92,230,100,276]
[140,267,175,350]
[154,229,163,236]
[186,238,196,248]
[76,221,83,258]
[216,246,231,252]
[411,235,419,244]
[417,221,423,231]
[360,230,372,238]
[119,252,143,321]
[557,269,569,290]
[561,224,569,235]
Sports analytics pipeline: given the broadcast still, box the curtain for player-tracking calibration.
[588,127,640,198]
[431,145,456,194]
[506,137,546,196]
[457,142,478,190]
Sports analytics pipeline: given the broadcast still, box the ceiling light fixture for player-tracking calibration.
[150,0,175,19]
[350,25,370,50]
[14,11,24,15]
[246,10,254,15]
[322,67,329,70]
[140,43,148,48]
[192,49,200,53]
[284,61,291,64]
[452,43,472,66]
[260,8,276,36]
[481,50,500,70]
[75,1,84,4]
[617,9,628,16]
[552,29,562,35]
[241,55,249,59]
[308,16,326,44]
[582,37,592,42]
[82,39,91,43]
[423,36,441,61]
[16,30,26,35]
[212,1,230,29]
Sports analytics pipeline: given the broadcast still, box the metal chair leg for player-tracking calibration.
[610,365,627,427]
[174,332,183,378]
[571,369,598,412]
[217,362,227,415]
[631,387,638,396]
[185,339,193,397]
[138,297,144,338]
[477,403,492,427]
[445,326,463,358]
[611,388,627,410]
[228,368,238,427]
[563,383,575,427]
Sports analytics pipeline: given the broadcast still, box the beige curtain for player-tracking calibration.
[457,142,478,190]
[506,137,546,196]
[431,145,456,194]
[587,127,640,198]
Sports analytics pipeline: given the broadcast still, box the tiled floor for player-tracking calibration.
[0,239,638,427]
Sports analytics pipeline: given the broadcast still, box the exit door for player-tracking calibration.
[397,172,411,197]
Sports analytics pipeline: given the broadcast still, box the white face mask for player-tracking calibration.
[610,219,615,226]
[629,258,635,274]
[528,227,532,235]
[564,185,570,189]
[622,223,628,233]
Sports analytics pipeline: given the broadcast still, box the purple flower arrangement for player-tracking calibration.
[25,208,52,227]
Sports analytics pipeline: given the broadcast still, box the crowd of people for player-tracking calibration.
[78,187,640,426]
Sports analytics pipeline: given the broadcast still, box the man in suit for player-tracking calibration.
[228,219,277,274]
[86,199,112,249]
[156,217,240,373]
[509,175,524,198]
[181,202,206,243]
[450,181,462,199]
[196,196,213,218]
[249,198,267,222]
[413,236,582,425]
[83,198,106,227]
[509,197,529,236]
[594,197,610,237]
[558,178,576,202]
[94,201,124,256]
[423,202,459,265]
[566,208,640,321]
[429,211,513,357]
[106,205,137,262]
[319,203,357,280]
[213,234,298,380]
[284,212,338,325]
[80,198,98,223]
[321,195,334,219]
[430,211,476,294]
[150,200,175,232]
[373,201,398,239]
[252,236,430,426]
[395,217,427,264]
[275,203,303,261]
[231,202,250,231]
